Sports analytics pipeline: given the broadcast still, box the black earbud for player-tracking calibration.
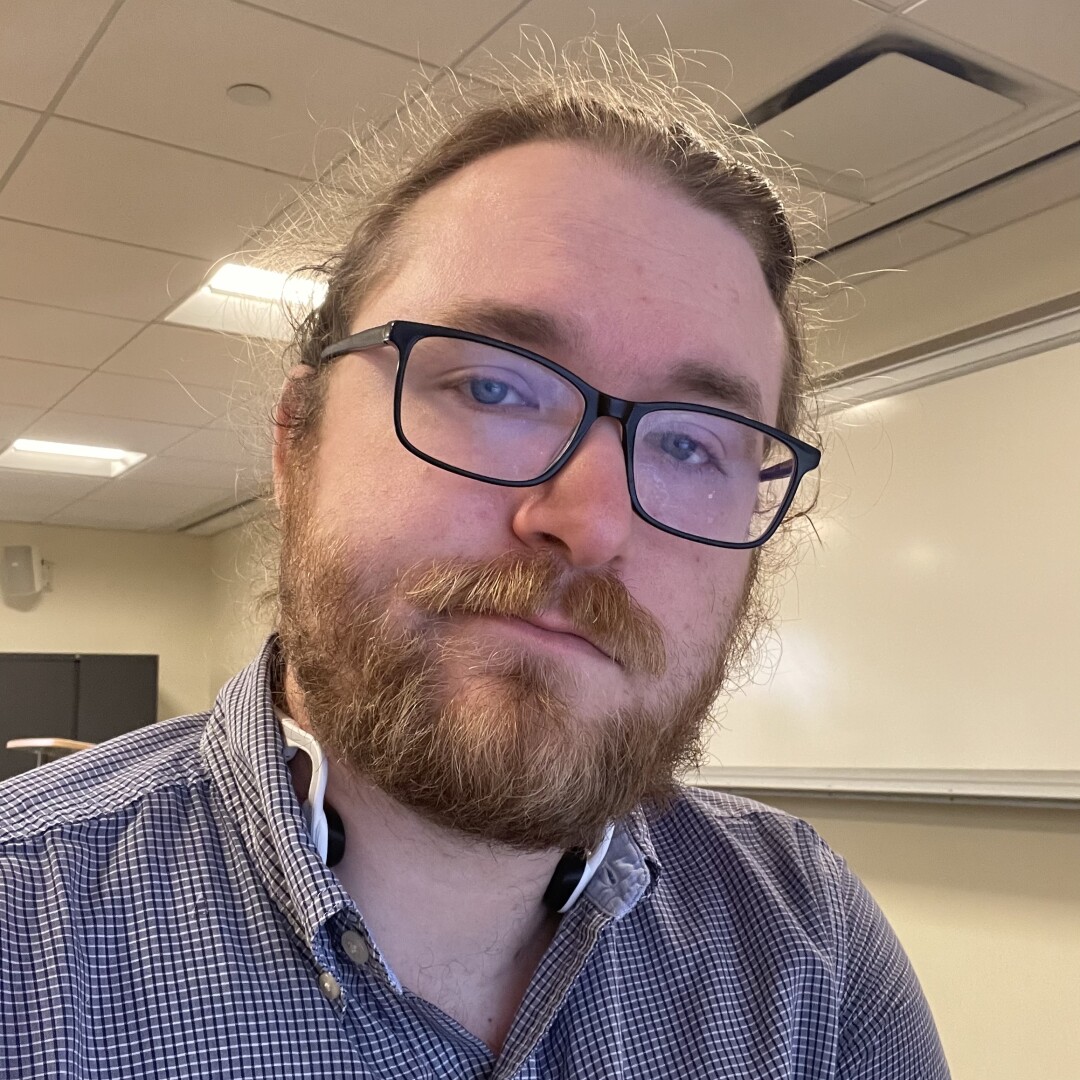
[325,802,346,868]
[541,850,587,913]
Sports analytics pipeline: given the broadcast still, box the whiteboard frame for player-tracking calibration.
[687,767,1080,807]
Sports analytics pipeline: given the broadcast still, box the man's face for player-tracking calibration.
[275,141,787,850]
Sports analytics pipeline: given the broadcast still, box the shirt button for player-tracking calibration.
[318,971,342,1002]
[341,929,370,966]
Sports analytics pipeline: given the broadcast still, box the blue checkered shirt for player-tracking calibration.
[1,638,948,1078]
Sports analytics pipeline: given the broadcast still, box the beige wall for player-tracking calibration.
[0,522,214,720]
[763,796,1080,1080]
[0,520,273,720]
[207,518,274,698]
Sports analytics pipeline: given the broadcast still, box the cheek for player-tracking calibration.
[635,545,754,653]
[314,425,514,558]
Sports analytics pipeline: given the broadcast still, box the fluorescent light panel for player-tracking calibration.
[166,262,327,339]
[0,438,146,478]
[207,263,327,307]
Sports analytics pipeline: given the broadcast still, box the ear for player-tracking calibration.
[272,365,316,509]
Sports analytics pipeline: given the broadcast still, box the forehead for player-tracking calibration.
[354,141,788,418]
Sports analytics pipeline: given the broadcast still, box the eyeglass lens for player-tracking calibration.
[397,335,797,545]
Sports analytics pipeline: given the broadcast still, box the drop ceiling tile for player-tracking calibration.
[0,470,107,523]
[817,190,867,223]
[0,502,51,525]
[158,426,263,466]
[57,372,230,426]
[245,0,523,66]
[0,220,208,320]
[57,476,241,532]
[102,324,253,391]
[471,0,886,116]
[928,147,1080,235]
[57,0,421,178]
[0,404,45,447]
[0,357,87,409]
[204,412,275,468]
[821,196,1080,363]
[755,52,1023,182]
[162,502,242,531]
[799,188,870,253]
[45,500,175,531]
[78,476,236,511]
[126,454,268,492]
[20,411,196,455]
[218,384,272,423]
[0,103,40,175]
[0,0,115,109]
[0,299,141,369]
[182,499,266,535]
[909,0,1080,93]
[0,119,299,259]
[822,219,966,280]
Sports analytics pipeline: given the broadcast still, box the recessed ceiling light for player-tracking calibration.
[207,263,327,307]
[226,83,272,107]
[165,262,327,339]
[0,439,146,478]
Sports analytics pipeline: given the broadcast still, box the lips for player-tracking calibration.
[516,612,612,661]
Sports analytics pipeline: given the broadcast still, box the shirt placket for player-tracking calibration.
[491,900,618,1080]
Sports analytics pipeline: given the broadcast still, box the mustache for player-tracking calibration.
[399,550,667,677]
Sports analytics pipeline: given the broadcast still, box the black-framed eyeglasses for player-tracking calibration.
[312,320,820,549]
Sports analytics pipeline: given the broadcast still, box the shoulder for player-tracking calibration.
[653,784,842,884]
[0,711,212,848]
[638,788,949,1075]
[642,785,856,944]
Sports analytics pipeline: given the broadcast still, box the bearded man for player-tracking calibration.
[0,48,948,1080]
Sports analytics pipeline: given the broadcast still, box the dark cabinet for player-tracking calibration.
[0,653,158,781]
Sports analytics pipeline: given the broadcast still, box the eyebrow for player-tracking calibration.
[432,299,582,356]
[664,360,765,422]
[430,298,766,421]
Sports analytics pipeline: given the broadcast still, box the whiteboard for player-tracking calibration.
[697,341,1080,801]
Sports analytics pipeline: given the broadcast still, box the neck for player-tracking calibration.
[280,665,563,1052]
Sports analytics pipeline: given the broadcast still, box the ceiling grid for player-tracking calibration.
[0,0,1077,532]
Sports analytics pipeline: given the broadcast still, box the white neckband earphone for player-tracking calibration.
[278,713,613,913]
[280,714,334,865]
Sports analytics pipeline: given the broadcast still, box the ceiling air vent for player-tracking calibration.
[750,40,1025,204]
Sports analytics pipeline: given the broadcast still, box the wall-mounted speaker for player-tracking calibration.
[1,545,44,598]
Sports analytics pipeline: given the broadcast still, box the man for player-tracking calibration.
[0,47,948,1079]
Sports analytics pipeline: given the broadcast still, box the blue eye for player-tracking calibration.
[469,377,511,404]
[658,432,708,465]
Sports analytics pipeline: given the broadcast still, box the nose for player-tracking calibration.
[510,418,634,569]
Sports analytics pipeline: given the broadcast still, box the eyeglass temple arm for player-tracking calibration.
[316,323,395,366]
[760,461,796,482]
